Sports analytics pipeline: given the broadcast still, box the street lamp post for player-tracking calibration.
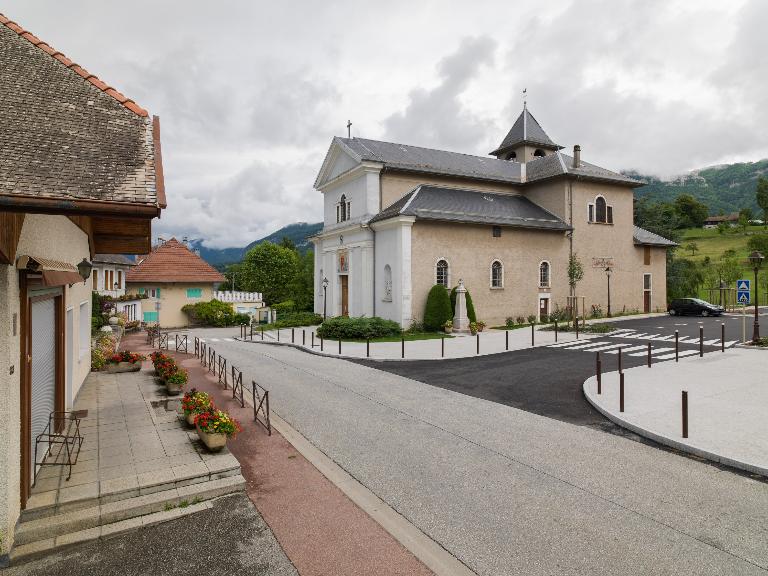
[749,251,764,343]
[322,277,329,319]
[605,267,612,317]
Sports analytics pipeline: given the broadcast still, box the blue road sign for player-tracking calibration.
[738,290,750,303]
[737,279,750,292]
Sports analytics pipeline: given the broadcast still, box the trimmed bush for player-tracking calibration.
[450,286,477,323]
[272,300,296,314]
[316,316,401,340]
[182,299,245,327]
[423,285,453,331]
[263,311,322,330]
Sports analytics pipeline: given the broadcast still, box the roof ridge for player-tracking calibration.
[0,12,148,117]
[352,137,519,165]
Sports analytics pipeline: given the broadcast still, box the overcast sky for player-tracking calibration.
[5,0,768,248]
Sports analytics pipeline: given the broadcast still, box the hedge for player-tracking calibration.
[450,286,477,323]
[267,311,323,329]
[315,316,401,340]
[182,299,250,327]
[423,285,452,331]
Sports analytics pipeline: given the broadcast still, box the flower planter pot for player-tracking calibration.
[106,362,141,373]
[196,426,227,451]
[166,381,183,396]
[444,327,453,334]
[185,412,197,427]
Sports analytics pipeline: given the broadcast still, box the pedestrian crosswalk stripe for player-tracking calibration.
[581,343,627,352]
[654,349,700,360]
[603,345,647,354]
[548,339,599,348]
[225,338,234,342]
[210,338,220,342]
[629,347,673,356]
[553,341,610,350]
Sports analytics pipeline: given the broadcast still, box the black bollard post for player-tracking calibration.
[311,332,315,348]
[477,333,480,355]
[575,317,579,340]
[531,322,535,346]
[596,351,602,395]
[618,347,622,373]
[555,320,558,342]
[682,391,688,438]
[505,330,509,351]
[721,323,725,353]
[699,326,703,357]
[366,338,370,358]
[338,339,341,355]
[441,336,445,358]
[675,330,679,362]
[619,373,625,412]
[277,330,280,342]
[292,328,295,344]
[320,336,324,352]
[250,324,253,340]
[401,336,405,359]
[647,342,652,368]
[261,328,264,341]
[302,330,306,346]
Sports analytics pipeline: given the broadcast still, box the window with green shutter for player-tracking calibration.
[138,287,145,295]
[156,288,161,298]
[143,311,158,323]
[186,288,203,298]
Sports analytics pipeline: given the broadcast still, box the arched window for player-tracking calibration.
[533,149,546,157]
[383,265,393,302]
[595,196,606,223]
[436,259,449,287]
[507,151,517,161]
[491,260,503,288]
[539,261,550,288]
[338,194,347,222]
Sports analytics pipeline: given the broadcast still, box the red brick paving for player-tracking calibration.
[122,331,433,576]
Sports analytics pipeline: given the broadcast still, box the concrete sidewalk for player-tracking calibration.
[583,347,768,476]
[231,325,590,360]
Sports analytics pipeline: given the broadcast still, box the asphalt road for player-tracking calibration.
[180,325,768,575]
[354,314,751,427]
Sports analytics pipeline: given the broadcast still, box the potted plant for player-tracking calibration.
[105,351,145,373]
[194,407,242,451]
[181,389,212,426]
[165,369,187,395]
[476,321,486,333]
[469,321,478,335]
[443,320,453,334]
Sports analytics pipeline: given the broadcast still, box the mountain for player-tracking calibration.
[192,222,323,267]
[629,159,768,214]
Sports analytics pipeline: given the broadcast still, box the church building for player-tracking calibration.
[311,106,675,327]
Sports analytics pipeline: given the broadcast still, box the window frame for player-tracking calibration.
[490,260,504,289]
[492,226,502,238]
[435,258,450,288]
[539,261,551,288]
[590,195,614,224]
[186,287,203,299]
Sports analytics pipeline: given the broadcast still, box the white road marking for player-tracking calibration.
[548,340,600,348]
[225,338,234,342]
[603,345,648,354]
[629,347,673,356]
[576,343,626,352]
[654,349,700,360]
[210,338,220,342]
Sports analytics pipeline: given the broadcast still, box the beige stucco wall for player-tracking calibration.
[126,282,216,328]
[380,172,521,211]
[0,213,91,553]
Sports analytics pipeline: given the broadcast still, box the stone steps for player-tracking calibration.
[11,474,246,561]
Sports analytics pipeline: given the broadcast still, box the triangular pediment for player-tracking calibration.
[314,138,365,189]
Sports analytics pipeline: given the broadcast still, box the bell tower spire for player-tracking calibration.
[489,102,562,163]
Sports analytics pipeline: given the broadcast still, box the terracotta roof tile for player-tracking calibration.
[0,12,148,117]
[126,239,225,284]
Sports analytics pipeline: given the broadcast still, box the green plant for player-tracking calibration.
[166,370,188,387]
[182,299,243,327]
[469,321,478,335]
[450,286,477,323]
[182,389,212,416]
[316,316,402,340]
[526,314,536,325]
[568,253,584,291]
[423,285,453,331]
[443,320,453,328]
[179,500,189,508]
[194,408,242,437]
[273,300,296,314]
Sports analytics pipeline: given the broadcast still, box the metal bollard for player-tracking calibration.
[675,331,679,362]
[292,328,295,344]
[302,330,306,346]
[401,337,405,359]
[311,332,315,348]
[441,336,445,358]
[531,322,535,346]
[250,324,253,340]
[699,326,703,357]
[477,333,480,355]
[721,323,725,353]
[505,330,509,351]
[618,347,622,373]
[647,342,652,368]
[261,328,264,340]
[277,330,280,342]
[338,339,341,355]
[366,338,370,358]
[596,351,602,395]
[682,390,688,438]
[555,320,558,342]
[320,336,324,352]
[619,372,625,412]
[575,317,579,340]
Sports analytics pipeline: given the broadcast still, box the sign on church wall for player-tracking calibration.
[592,257,614,268]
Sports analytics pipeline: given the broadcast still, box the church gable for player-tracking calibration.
[314,138,365,189]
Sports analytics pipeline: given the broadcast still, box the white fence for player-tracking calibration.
[213,290,263,303]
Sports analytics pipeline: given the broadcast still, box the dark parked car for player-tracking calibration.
[667,298,724,316]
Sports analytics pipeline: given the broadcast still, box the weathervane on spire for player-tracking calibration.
[523,88,527,110]
[347,120,352,138]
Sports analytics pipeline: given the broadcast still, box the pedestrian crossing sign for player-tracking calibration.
[737,279,750,291]
[738,291,750,303]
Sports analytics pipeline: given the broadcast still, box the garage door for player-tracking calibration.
[30,298,56,481]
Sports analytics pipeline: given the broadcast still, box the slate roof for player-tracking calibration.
[369,185,570,231]
[0,13,163,210]
[93,254,136,266]
[490,107,562,156]
[126,239,225,283]
[633,226,678,247]
[526,153,642,186]
[334,137,523,184]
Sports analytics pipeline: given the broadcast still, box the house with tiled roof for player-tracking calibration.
[312,104,675,326]
[126,239,225,327]
[0,11,164,554]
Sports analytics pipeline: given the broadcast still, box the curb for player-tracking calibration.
[582,373,767,478]
[269,412,478,576]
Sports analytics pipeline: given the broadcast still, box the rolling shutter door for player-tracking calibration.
[30,298,56,480]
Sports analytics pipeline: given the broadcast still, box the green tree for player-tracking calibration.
[279,236,297,251]
[747,234,768,256]
[756,177,768,228]
[423,285,452,331]
[241,242,300,305]
[740,207,754,222]
[633,197,682,242]
[674,194,709,228]
[667,259,704,300]
[289,249,315,311]
[567,253,584,294]
[715,257,742,287]
[684,242,699,256]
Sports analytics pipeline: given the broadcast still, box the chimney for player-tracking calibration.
[573,145,581,168]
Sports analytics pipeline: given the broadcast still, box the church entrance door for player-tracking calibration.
[340,275,349,316]
[539,297,549,319]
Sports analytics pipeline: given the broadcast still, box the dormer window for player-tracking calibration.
[336,194,351,223]
[533,149,546,158]
[506,151,517,162]
[588,195,613,224]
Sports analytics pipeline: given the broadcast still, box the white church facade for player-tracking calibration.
[311,107,675,327]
